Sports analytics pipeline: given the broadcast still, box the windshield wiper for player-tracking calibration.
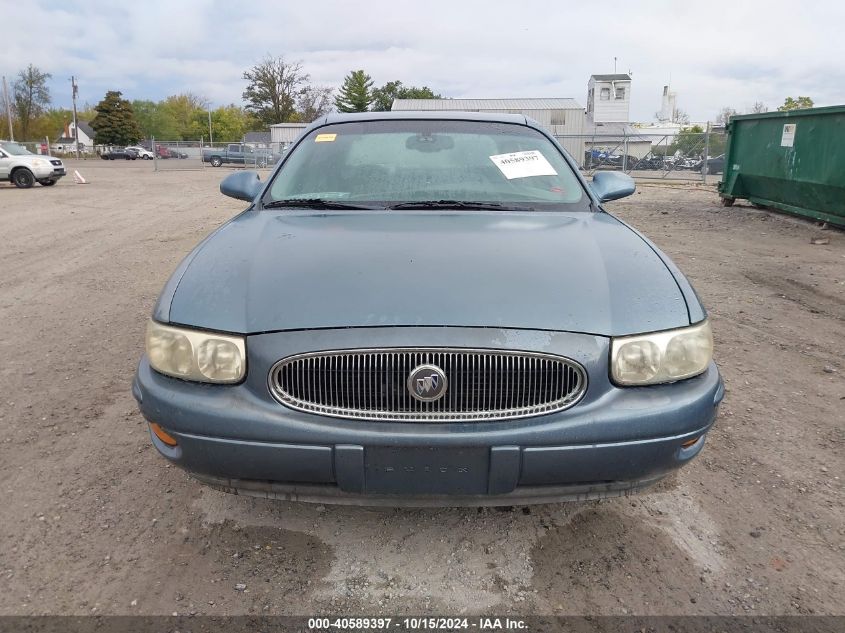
[387,200,534,211]
[263,198,380,210]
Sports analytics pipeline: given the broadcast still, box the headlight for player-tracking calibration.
[145,320,245,383]
[611,320,713,386]
[34,158,50,167]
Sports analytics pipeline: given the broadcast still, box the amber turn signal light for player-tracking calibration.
[149,422,178,447]
[680,436,700,449]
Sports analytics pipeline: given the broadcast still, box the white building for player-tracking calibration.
[583,74,652,162]
[586,74,632,124]
[391,97,586,163]
[634,85,710,148]
[52,120,96,154]
[658,85,678,122]
[270,123,308,149]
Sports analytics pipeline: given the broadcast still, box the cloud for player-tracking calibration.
[1,0,843,121]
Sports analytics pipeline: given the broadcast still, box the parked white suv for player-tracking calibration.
[0,141,67,188]
[126,145,154,160]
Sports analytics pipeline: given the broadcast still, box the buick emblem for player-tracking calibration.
[407,364,448,402]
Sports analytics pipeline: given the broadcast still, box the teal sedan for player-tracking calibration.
[133,112,722,506]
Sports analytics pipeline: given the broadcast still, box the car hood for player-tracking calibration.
[13,154,61,165]
[165,210,691,336]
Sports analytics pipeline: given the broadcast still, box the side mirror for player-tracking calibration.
[220,171,263,202]
[590,171,635,202]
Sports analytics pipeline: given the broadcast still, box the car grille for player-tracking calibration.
[268,348,587,422]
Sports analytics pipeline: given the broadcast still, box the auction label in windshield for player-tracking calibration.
[489,150,557,179]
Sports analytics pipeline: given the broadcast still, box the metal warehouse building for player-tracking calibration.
[270,122,308,149]
[391,97,586,161]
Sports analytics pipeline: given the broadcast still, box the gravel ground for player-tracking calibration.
[0,162,842,616]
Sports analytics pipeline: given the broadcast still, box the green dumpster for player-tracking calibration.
[719,104,845,226]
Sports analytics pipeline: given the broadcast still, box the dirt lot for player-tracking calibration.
[0,162,842,616]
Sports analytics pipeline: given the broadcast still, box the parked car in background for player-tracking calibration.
[134,111,723,506]
[585,148,623,167]
[0,140,66,188]
[630,155,666,171]
[100,148,137,160]
[153,145,189,159]
[695,154,725,175]
[673,156,701,171]
[202,143,280,167]
[126,146,154,160]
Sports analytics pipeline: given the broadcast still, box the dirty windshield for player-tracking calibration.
[264,120,587,209]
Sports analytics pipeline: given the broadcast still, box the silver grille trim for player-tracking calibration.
[268,348,587,422]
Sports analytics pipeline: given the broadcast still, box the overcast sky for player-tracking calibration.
[2,0,842,122]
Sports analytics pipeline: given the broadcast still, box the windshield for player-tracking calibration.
[264,120,587,209]
[0,142,34,156]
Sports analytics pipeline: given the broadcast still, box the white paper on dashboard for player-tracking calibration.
[489,150,558,179]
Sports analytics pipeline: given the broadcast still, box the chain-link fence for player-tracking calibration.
[199,141,286,170]
[3,139,126,163]
[149,139,204,170]
[149,139,287,171]
[555,130,727,182]
[8,140,47,155]
[12,129,726,182]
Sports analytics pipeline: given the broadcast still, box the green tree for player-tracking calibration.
[132,99,180,140]
[29,107,72,141]
[90,91,142,145]
[160,93,207,139]
[334,70,373,113]
[668,125,705,156]
[242,56,309,125]
[187,104,251,142]
[13,64,52,139]
[370,80,441,111]
[210,105,250,141]
[777,96,813,111]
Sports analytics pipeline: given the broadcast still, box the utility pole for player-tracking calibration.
[2,76,14,141]
[71,76,80,159]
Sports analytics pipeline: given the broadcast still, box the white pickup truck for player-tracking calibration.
[0,141,67,188]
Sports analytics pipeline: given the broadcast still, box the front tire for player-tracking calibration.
[12,168,35,189]
[210,157,222,167]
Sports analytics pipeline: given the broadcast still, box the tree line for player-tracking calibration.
[713,97,815,126]
[1,57,444,146]
[2,57,816,146]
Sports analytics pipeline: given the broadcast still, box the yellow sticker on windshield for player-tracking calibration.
[315,133,337,143]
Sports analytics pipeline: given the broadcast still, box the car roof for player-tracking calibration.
[318,110,531,127]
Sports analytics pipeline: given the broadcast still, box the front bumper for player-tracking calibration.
[31,163,65,179]
[132,327,724,505]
